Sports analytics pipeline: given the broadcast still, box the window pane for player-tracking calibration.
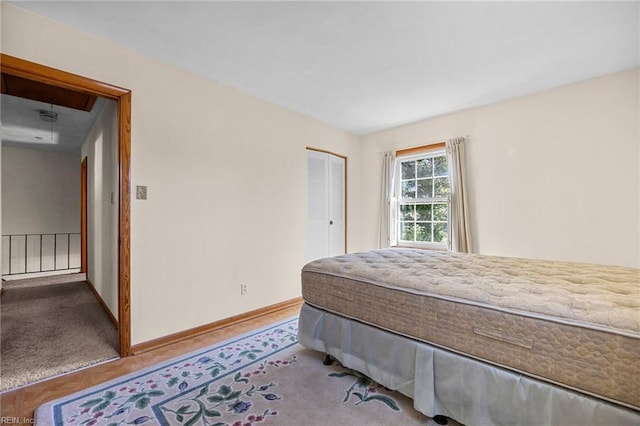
[434,177,450,197]
[433,203,448,221]
[400,204,414,220]
[417,179,433,198]
[401,180,416,199]
[416,223,432,242]
[415,204,432,221]
[401,161,415,180]
[433,223,448,243]
[396,154,450,247]
[416,158,432,178]
[434,156,448,176]
[400,222,415,241]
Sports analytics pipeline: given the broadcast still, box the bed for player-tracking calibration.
[297,248,640,425]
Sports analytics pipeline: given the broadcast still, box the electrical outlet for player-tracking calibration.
[241,283,248,295]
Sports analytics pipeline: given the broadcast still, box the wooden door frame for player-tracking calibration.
[1,54,132,357]
[81,157,88,274]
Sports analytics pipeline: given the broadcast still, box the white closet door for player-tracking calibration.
[306,150,329,262]
[328,154,345,257]
[306,149,346,262]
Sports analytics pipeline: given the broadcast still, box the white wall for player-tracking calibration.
[361,68,640,268]
[1,4,362,344]
[1,146,80,235]
[81,100,119,318]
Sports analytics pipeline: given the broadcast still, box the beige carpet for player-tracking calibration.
[1,280,119,391]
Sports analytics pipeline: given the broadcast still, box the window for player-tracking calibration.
[395,148,450,248]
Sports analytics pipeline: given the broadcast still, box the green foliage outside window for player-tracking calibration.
[398,153,449,245]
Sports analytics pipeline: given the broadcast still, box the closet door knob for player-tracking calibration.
[329,220,334,225]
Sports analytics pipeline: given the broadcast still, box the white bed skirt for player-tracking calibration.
[297,303,640,426]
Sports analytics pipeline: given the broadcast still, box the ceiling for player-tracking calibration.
[10,1,640,136]
[1,94,107,153]
[1,73,105,153]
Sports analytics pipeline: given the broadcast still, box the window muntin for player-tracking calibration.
[397,151,450,247]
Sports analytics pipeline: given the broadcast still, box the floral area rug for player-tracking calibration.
[35,317,450,426]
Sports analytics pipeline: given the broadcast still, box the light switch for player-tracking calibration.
[136,185,147,200]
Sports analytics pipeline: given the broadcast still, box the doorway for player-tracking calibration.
[0,54,131,357]
[81,157,88,273]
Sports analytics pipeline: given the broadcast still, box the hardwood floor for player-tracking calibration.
[0,303,301,422]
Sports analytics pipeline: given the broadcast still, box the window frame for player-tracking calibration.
[393,145,450,250]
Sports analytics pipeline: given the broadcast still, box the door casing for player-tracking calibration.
[81,157,88,274]
[1,54,132,357]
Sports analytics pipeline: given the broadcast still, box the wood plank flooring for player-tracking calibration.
[0,303,301,423]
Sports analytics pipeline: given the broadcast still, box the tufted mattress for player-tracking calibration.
[301,249,640,410]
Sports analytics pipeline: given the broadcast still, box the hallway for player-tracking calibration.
[1,274,118,391]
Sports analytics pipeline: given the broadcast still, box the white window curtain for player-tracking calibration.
[378,151,396,248]
[446,137,472,253]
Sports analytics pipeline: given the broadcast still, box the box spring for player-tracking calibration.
[301,249,640,410]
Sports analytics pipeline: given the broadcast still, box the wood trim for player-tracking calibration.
[305,146,347,160]
[395,142,446,158]
[118,91,132,357]
[0,55,129,100]
[86,278,118,328]
[1,73,98,112]
[132,297,303,355]
[80,157,88,274]
[305,147,348,254]
[1,54,132,358]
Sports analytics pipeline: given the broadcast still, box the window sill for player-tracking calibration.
[391,245,448,252]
